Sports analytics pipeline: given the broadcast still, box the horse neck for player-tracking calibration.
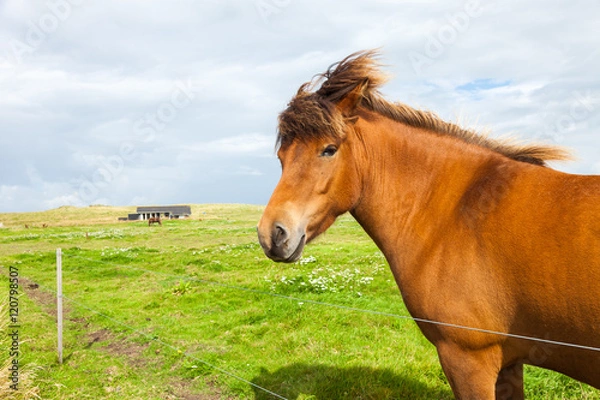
[349,114,515,271]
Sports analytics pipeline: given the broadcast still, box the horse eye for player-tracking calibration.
[321,145,338,157]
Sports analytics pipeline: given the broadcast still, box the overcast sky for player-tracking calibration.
[1,0,599,212]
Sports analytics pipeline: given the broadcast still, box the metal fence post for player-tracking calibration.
[56,248,63,364]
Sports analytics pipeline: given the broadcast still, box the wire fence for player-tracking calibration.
[25,276,289,400]
[65,253,600,353]
[15,248,600,399]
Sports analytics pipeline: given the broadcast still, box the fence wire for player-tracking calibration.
[64,252,600,353]
[12,248,600,399]
[25,277,289,400]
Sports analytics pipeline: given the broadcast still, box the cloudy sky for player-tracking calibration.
[1,0,599,212]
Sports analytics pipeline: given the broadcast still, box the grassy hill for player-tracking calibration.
[0,205,597,399]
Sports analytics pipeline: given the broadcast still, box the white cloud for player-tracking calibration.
[235,166,264,176]
[184,133,273,156]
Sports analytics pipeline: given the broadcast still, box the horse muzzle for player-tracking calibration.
[257,222,306,263]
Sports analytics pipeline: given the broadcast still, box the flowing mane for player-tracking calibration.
[278,50,571,166]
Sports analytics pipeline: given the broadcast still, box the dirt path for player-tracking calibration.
[21,277,233,400]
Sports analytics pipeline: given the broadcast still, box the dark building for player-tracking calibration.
[125,205,192,221]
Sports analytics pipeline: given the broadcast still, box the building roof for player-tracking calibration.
[136,205,192,215]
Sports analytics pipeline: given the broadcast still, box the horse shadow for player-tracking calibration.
[251,363,453,400]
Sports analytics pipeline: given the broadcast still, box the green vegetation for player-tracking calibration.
[0,204,597,399]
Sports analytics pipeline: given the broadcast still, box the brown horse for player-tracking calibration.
[257,50,600,399]
[148,217,162,226]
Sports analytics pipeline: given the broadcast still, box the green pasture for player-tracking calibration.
[0,205,597,399]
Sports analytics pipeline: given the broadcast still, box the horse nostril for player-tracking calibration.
[273,223,288,248]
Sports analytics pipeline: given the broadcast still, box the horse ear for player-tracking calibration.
[336,78,368,118]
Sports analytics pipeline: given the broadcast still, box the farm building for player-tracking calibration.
[125,205,192,221]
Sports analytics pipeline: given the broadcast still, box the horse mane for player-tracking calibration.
[278,50,571,166]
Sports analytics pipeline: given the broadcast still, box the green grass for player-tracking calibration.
[0,204,598,399]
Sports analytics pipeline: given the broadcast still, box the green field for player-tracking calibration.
[0,204,598,399]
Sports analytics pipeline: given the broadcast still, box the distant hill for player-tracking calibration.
[0,204,263,228]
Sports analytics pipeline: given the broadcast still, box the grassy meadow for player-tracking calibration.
[0,204,598,399]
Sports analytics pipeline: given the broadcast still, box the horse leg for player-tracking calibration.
[436,344,500,400]
[495,363,524,400]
